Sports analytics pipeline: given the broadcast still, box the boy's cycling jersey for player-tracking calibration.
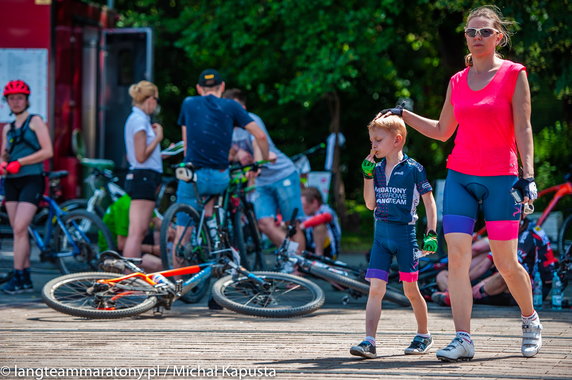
[448,59,525,176]
[178,94,253,170]
[373,154,432,224]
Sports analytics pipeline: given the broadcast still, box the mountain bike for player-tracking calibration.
[159,161,268,304]
[42,208,324,319]
[273,210,411,307]
[1,171,114,274]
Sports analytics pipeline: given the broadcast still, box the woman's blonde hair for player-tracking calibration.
[367,115,407,145]
[464,5,516,67]
[128,80,158,105]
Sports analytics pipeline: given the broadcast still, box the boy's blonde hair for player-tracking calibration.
[367,115,407,145]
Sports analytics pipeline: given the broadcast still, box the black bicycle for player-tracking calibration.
[159,161,268,303]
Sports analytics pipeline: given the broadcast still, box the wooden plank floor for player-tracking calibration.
[0,298,570,380]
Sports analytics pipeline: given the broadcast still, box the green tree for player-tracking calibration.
[96,0,571,224]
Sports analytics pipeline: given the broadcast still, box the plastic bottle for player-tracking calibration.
[551,271,563,310]
[152,273,169,285]
[532,269,543,310]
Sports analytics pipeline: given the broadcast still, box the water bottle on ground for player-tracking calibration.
[206,218,220,246]
[533,269,543,310]
[551,271,563,310]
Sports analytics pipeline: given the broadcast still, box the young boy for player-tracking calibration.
[350,114,438,359]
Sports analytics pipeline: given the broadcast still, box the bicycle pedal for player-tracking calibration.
[153,307,164,317]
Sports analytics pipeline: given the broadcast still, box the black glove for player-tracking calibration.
[380,102,404,117]
[511,177,538,202]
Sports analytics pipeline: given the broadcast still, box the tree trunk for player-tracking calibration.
[326,91,346,221]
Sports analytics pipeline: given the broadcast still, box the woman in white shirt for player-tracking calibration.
[122,80,163,271]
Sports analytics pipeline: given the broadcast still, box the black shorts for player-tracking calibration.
[4,175,45,205]
[124,169,162,201]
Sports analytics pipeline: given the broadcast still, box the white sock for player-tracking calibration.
[417,333,431,338]
[456,331,473,344]
[364,336,376,346]
[522,311,540,326]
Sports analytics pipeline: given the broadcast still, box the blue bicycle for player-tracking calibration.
[0,171,114,274]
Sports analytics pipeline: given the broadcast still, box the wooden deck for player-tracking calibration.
[1,294,571,380]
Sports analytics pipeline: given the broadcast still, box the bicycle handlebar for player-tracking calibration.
[289,143,326,162]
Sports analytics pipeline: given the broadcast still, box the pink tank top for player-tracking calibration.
[448,59,525,176]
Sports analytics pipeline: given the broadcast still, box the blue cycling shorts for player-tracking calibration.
[442,170,521,240]
[366,221,420,283]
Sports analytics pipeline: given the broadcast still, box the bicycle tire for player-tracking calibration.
[309,265,410,307]
[42,272,158,319]
[160,203,211,304]
[558,213,572,256]
[54,209,115,274]
[232,208,264,271]
[245,207,265,270]
[212,271,325,318]
[59,198,105,218]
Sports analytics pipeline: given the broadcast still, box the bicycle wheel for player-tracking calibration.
[59,198,105,218]
[558,214,572,256]
[54,209,115,274]
[160,203,211,304]
[42,272,158,319]
[232,207,265,271]
[212,271,325,318]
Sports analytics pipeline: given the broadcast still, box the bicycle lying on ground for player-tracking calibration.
[42,208,324,319]
[0,171,114,274]
[273,210,410,307]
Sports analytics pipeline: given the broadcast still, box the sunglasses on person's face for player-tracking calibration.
[464,27,499,38]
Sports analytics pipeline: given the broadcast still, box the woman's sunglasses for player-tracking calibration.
[464,27,499,38]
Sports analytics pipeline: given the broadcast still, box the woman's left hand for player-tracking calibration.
[152,123,164,141]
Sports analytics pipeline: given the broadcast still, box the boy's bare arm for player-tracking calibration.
[421,192,437,232]
[363,179,376,210]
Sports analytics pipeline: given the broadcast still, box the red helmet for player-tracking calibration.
[3,80,31,97]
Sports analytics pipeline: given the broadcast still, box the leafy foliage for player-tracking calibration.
[91,0,571,215]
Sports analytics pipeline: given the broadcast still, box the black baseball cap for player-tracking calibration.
[198,69,223,87]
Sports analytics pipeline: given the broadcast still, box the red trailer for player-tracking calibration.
[0,0,152,199]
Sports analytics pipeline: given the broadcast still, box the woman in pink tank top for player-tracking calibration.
[379,6,541,361]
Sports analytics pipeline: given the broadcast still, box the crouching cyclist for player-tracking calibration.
[299,186,341,260]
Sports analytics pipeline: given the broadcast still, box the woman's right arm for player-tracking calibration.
[401,83,458,142]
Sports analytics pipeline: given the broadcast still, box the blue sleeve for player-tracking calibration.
[178,98,188,127]
[416,165,433,195]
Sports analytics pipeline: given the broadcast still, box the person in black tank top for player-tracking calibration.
[1,80,53,294]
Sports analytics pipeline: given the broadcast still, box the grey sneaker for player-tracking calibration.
[436,337,475,362]
[350,341,377,359]
[521,323,542,357]
[405,335,433,355]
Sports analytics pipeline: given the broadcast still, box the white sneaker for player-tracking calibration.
[521,323,542,357]
[436,337,475,362]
